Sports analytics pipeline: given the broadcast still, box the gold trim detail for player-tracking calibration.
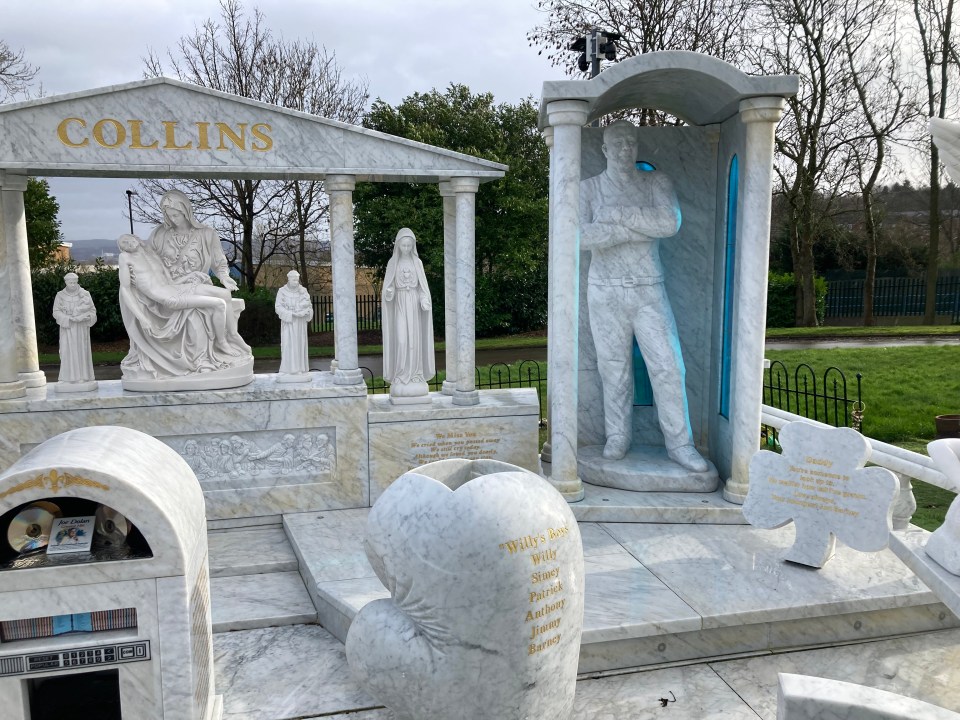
[0,469,109,500]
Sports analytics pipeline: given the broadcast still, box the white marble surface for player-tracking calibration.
[713,628,960,719]
[210,571,316,632]
[0,376,369,521]
[744,422,899,567]
[578,445,719,492]
[0,78,506,182]
[925,439,960,573]
[213,624,380,720]
[0,425,206,587]
[346,463,584,720]
[891,526,960,621]
[367,389,540,502]
[601,522,935,629]
[207,526,298,577]
[567,483,746,524]
[451,177,480,405]
[275,272,313,378]
[777,673,960,719]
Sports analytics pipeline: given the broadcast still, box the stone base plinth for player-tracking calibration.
[578,444,719,492]
[122,357,255,392]
[367,388,540,503]
[53,380,98,393]
[0,373,369,521]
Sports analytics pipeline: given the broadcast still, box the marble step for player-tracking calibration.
[283,508,959,673]
[210,571,317,633]
[212,622,960,720]
[208,525,299,578]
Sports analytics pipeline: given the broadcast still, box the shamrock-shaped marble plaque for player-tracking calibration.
[743,422,898,568]
[345,459,585,720]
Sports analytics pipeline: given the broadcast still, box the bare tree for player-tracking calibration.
[910,0,960,322]
[748,0,864,326]
[841,0,915,325]
[0,40,37,102]
[528,0,760,72]
[140,0,368,290]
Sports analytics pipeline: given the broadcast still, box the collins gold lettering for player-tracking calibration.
[216,122,246,150]
[251,122,273,151]
[128,120,159,150]
[57,117,89,147]
[162,121,193,150]
[195,122,212,150]
[92,118,125,148]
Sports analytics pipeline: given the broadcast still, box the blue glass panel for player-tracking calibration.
[632,338,654,406]
[636,160,656,172]
[720,155,739,418]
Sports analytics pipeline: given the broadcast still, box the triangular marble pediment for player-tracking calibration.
[0,77,506,182]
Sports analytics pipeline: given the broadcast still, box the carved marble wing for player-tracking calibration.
[930,118,960,184]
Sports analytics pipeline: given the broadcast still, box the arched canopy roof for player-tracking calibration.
[539,51,798,128]
[0,77,506,183]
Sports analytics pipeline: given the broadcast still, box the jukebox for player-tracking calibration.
[0,425,220,720]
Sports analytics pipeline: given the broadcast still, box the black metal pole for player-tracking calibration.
[126,190,135,234]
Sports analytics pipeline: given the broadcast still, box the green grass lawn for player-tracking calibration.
[765,345,959,531]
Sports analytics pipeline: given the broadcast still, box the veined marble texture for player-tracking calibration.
[891,526,960,621]
[0,376,369,521]
[569,484,746,523]
[712,628,960,719]
[207,526,298,577]
[744,423,899,568]
[0,78,505,182]
[346,463,584,720]
[367,388,540,502]
[601,522,936,628]
[213,624,379,720]
[777,673,960,720]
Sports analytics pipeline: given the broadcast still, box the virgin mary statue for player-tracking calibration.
[382,228,434,404]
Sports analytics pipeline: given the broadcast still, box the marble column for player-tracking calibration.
[439,181,459,396]
[725,97,786,504]
[450,177,480,406]
[0,175,27,399]
[1,173,45,388]
[545,100,589,502]
[326,174,364,386]
[540,126,555,463]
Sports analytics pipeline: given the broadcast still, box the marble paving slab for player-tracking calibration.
[582,552,701,643]
[890,527,960,620]
[211,571,316,633]
[208,526,299,577]
[567,483,747,524]
[283,508,373,583]
[602,522,939,628]
[711,628,960,720]
[213,624,379,720]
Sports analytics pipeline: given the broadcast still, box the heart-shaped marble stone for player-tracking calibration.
[346,459,584,720]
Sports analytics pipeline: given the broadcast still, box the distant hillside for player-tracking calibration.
[65,239,120,264]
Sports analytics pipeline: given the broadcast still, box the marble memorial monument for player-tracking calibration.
[382,227,434,405]
[53,272,97,393]
[0,425,221,720]
[744,421,899,568]
[925,439,960,575]
[275,270,313,383]
[346,459,584,720]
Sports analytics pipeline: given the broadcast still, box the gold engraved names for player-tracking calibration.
[56,117,274,152]
[766,455,864,518]
[497,524,570,657]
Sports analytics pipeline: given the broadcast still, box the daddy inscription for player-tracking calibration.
[498,525,571,656]
[766,455,864,518]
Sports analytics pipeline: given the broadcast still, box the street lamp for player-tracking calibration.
[125,189,137,235]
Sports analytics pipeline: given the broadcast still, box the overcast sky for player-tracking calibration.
[3,0,567,241]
